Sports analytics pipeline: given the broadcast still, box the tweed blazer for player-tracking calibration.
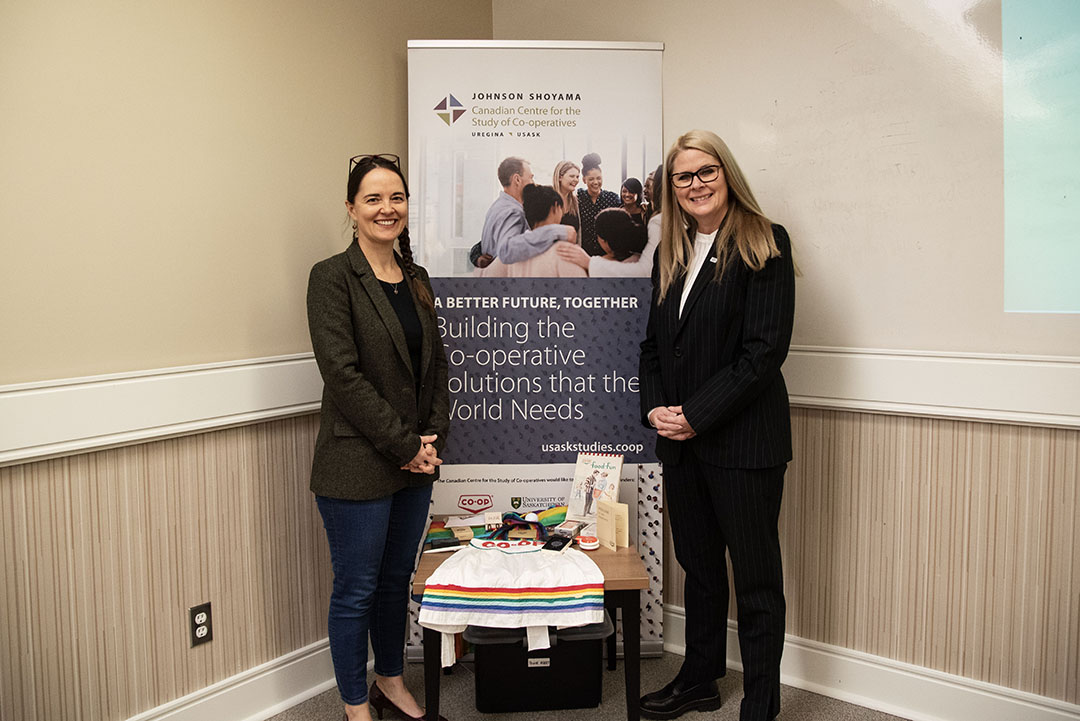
[306,241,450,501]
[639,224,795,469]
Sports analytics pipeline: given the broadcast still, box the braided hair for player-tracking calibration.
[395,226,434,313]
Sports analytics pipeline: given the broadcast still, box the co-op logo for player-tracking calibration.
[434,93,466,125]
[457,494,493,513]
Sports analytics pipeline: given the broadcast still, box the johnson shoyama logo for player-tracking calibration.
[457,494,493,513]
[434,93,466,125]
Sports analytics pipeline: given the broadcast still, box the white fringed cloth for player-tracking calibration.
[418,539,605,666]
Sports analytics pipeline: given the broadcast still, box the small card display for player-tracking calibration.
[596,500,629,551]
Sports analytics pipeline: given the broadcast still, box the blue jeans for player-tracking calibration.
[316,485,433,705]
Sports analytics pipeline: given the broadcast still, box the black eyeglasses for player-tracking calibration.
[669,164,722,188]
[349,153,400,172]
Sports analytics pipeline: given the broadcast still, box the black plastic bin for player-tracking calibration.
[463,612,614,712]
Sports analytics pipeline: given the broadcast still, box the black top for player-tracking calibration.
[577,188,621,256]
[380,278,423,385]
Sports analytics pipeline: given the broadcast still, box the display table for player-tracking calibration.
[412,544,650,721]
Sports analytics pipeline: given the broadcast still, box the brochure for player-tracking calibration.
[566,452,624,523]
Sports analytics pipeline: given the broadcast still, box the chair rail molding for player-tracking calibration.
[785,345,1080,429]
[0,353,322,467]
[2,346,1077,466]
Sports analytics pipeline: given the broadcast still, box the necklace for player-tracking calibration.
[373,264,402,295]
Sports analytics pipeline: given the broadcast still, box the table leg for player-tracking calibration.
[615,590,641,721]
[422,627,441,721]
[605,597,618,671]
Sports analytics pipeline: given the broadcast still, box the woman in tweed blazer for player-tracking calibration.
[639,131,796,721]
[307,154,449,721]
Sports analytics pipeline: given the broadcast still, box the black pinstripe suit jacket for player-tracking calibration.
[639,224,795,469]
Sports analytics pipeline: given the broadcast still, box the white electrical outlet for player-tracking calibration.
[189,602,213,647]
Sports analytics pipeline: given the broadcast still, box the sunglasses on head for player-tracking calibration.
[349,153,400,172]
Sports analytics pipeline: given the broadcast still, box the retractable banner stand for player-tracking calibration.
[407,40,664,655]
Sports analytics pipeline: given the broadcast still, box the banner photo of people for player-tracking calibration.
[406,40,665,654]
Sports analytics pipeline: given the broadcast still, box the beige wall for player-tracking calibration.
[0,0,492,384]
[491,0,1080,358]
[3,2,1078,718]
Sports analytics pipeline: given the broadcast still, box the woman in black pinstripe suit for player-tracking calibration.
[638,130,796,721]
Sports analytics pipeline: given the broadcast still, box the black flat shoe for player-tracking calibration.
[640,677,721,720]
[369,681,448,721]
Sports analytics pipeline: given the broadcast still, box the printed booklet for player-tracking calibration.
[566,452,624,523]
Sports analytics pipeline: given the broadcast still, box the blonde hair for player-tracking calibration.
[657,130,781,303]
[553,160,580,221]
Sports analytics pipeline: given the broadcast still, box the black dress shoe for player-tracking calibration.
[640,677,721,720]
[368,681,448,721]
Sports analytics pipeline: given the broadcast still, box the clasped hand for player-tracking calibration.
[401,434,443,474]
[649,406,696,441]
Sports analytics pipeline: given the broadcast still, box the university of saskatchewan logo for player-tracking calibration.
[510,497,522,510]
[434,93,466,125]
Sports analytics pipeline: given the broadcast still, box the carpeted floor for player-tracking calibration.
[269,652,910,721]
